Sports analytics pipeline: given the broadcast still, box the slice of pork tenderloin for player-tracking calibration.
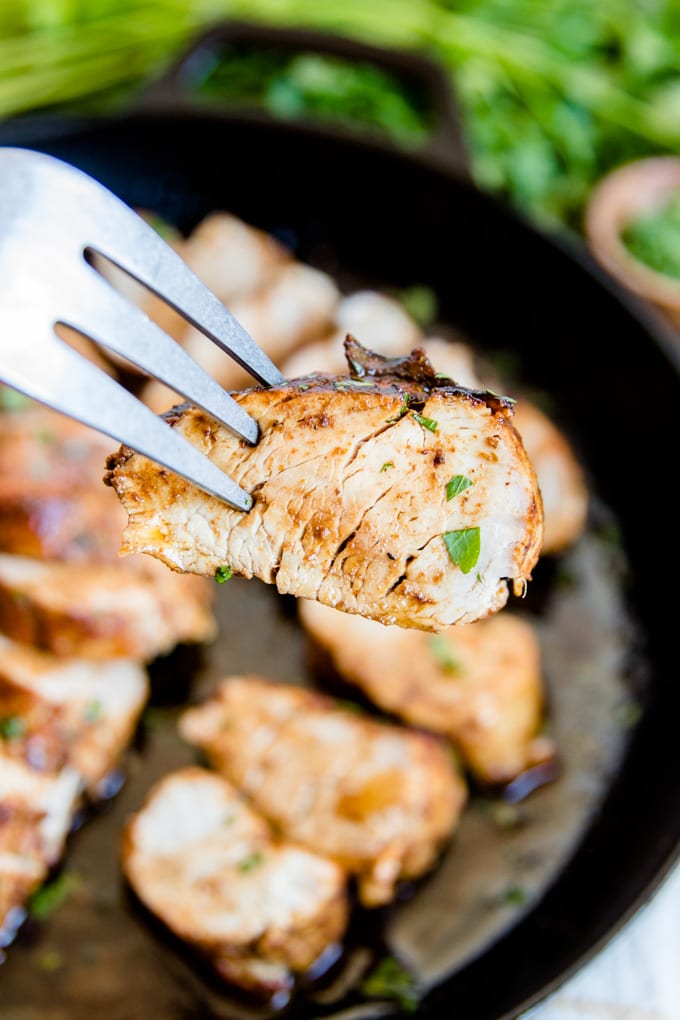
[0,633,148,793]
[0,553,216,661]
[107,338,543,632]
[178,676,467,907]
[121,766,348,998]
[298,598,555,786]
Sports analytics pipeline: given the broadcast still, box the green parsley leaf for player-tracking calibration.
[380,462,394,472]
[386,393,409,423]
[396,284,438,329]
[501,885,528,906]
[486,388,516,405]
[361,956,419,1013]
[37,950,64,972]
[0,387,31,412]
[0,716,26,740]
[446,475,473,500]
[215,565,233,584]
[348,357,366,377]
[29,872,80,921]
[334,378,375,390]
[411,411,438,432]
[443,528,481,574]
[428,635,461,675]
[238,851,264,872]
[84,700,103,723]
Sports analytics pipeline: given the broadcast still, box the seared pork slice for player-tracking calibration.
[0,752,81,937]
[122,767,348,997]
[418,339,589,555]
[284,336,588,557]
[143,261,339,413]
[0,634,148,792]
[109,340,543,631]
[299,599,554,785]
[179,676,466,906]
[0,553,216,660]
[0,405,127,563]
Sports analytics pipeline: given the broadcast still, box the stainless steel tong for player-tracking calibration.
[0,147,286,512]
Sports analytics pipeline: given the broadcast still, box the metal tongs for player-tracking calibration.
[0,147,285,512]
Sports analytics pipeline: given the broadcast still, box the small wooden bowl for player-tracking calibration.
[585,156,680,330]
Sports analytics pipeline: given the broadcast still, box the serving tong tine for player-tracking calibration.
[0,147,285,512]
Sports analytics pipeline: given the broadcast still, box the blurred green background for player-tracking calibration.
[2,0,680,234]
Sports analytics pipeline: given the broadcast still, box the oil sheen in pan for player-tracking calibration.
[0,494,644,1019]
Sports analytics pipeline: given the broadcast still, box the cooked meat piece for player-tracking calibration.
[109,339,543,631]
[0,553,216,660]
[143,262,339,413]
[281,289,423,379]
[0,752,81,937]
[511,400,589,555]
[179,676,466,906]
[121,766,348,997]
[298,599,554,786]
[0,404,127,563]
[418,339,589,555]
[0,634,148,792]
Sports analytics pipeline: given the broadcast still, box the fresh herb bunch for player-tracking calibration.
[2,1,680,230]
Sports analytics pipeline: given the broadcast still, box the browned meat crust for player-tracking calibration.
[107,339,543,631]
[179,676,466,906]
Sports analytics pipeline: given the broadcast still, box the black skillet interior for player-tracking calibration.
[1,21,680,1020]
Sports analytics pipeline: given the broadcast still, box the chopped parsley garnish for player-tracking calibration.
[348,357,366,377]
[486,388,516,404]
[0,387,31,412]
[428,635,461,675]
[380,462,394,472]
[386,393,409,423]
[361,956,420,1013]
[396,284,438,328]
[238,851,264,872]
[214,564,233,583]
[298,382,311,391]
[443,527,481,574]
[0,716,26,741]
[446,475,473,500]
[29,872,80,921]
[84,700,103,723]
[334,378,375,390]
[412,411,438,432]
[501,885,528,906]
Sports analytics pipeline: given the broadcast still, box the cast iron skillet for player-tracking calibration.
[1,20,679,1020]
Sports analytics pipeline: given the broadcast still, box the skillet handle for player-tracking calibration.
[136,19,472,181]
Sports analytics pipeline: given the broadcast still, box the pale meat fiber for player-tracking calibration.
[121,766,348,996]
[108,342,543,631]
[178,676,467,906]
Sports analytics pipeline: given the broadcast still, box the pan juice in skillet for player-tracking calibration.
[0,209,646,1020]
